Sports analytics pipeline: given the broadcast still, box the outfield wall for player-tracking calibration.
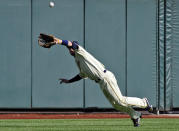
[0,0,178,111]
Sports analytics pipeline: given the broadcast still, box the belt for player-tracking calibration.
[95,69,107,83]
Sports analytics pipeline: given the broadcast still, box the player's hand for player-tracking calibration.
[59,78,70,84]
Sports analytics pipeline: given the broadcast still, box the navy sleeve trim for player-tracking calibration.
[72,41,79,50]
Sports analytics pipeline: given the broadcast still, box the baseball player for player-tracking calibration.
[38,34,153,127]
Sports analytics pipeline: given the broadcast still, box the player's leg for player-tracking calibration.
[105,71,152,109]
[113,103,142,127]
[99,80,142,126]
[112,102,142,119]
[122,96,147,108]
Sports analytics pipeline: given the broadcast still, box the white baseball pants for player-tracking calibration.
[99,71,147,119]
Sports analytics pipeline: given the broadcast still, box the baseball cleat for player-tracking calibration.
[131,115,142,127]
[144,98,153,113]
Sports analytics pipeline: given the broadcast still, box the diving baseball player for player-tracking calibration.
[38,34,153,127]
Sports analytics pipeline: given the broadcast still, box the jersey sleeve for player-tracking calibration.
[79,72,88,79]
[75,58,88,79]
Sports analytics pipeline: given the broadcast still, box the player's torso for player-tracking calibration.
[74,46,106,81]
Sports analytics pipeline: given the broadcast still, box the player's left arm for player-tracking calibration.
[59,74,82,84]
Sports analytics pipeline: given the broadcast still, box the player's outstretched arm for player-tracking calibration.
[54,37,73,48]
[38,34,78,49]
[59,74,82,84]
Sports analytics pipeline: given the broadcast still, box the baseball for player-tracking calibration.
[49,1,54,8]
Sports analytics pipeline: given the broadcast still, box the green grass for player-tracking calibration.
[0,118,179,131]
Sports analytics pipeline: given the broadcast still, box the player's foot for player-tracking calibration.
[131,115,142,127]
[144,98,153,113]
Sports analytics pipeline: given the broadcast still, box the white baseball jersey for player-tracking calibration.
[74,45,147,119]
[74,46,105,82]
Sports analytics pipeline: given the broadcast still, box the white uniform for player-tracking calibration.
[74,45,147,119]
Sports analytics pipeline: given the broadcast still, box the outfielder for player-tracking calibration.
[38,34,153,127]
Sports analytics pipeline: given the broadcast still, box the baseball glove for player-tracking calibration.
[38,33,56,48]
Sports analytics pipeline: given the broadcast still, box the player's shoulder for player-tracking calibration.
[73,43,84,51]
[74,44,87,58]
[71,41,87,54]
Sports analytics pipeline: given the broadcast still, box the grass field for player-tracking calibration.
[0,118,179,131]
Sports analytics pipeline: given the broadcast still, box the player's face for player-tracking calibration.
[68,48,75,56]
